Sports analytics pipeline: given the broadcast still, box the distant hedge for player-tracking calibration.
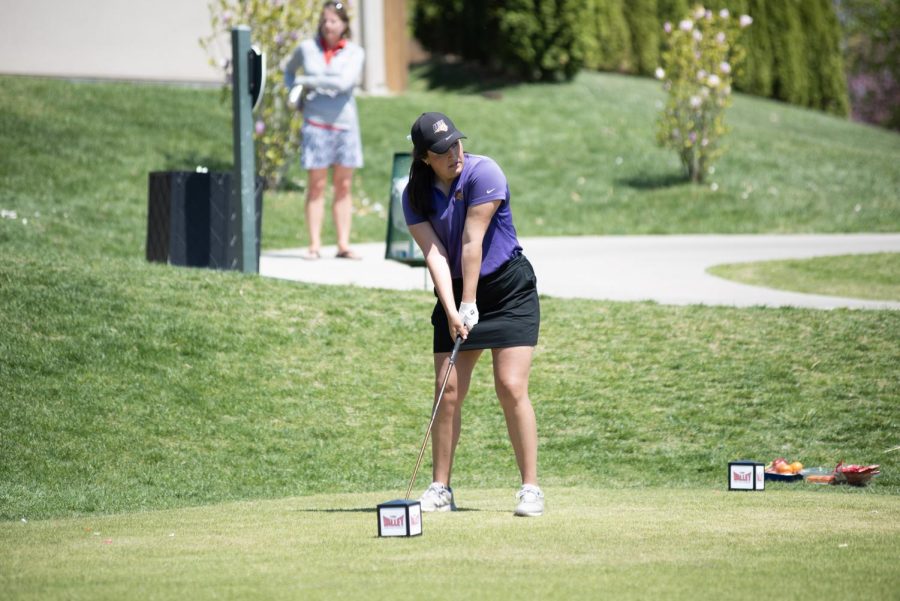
[411,0,849,116]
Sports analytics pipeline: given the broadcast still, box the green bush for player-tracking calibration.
[410,0,849,115]
[200,0,319,188]
[496,0,586,80]
[656,5,751,183]
[412,0,585,81]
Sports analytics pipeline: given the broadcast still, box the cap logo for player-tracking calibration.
[433,120,449,134]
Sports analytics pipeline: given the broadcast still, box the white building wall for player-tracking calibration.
[0,0,388,90]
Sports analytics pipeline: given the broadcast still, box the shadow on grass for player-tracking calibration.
[617,172,689,190]
[411,58,518,98]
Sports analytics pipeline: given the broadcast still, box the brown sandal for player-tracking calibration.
[336,249,362,260]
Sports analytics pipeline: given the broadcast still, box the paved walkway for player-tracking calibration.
[260,234,900,310]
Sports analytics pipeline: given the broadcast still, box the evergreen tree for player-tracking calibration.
[768,0,808,106]
[595,0,634,72]
[736,0,773,97]
[799,0,850,115]
[657,0,690,24]
[624,0,660,75]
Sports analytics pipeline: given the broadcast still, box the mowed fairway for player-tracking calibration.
[2,70,899,600]
[2,488,897,600]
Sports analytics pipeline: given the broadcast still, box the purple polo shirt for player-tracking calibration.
[402,153,522,279]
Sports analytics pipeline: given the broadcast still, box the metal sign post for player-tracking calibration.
[231,25,258,273]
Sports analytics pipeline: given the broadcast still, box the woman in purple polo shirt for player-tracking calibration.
[402,112,544,517]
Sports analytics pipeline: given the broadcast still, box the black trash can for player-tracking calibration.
[146,171,263,272]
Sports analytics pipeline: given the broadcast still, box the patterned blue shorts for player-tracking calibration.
[301,121,364,170]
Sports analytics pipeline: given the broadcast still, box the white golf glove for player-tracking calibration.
[287,84,305,110]
[459,301,479,329]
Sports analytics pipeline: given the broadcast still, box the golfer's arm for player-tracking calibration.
[408,222,456,317]
[461,201,500,303]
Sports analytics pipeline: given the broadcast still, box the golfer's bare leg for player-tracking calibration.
[431,349,480,487]
[332,165,355,254]
[492,346,538,485]
[305,168,328,254]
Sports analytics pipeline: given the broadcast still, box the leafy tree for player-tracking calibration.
[201,0,319,188]
[836,0,899,129]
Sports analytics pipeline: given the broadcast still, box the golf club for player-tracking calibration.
[405,335,464,500]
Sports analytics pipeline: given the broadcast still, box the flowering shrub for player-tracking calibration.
[655,5,751,183]
[200,0,322,188]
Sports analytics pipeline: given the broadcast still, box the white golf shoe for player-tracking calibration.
[514,484,544,517]
[419,482,456,512]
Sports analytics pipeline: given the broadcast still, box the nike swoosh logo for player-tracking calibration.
[486,188,497,194]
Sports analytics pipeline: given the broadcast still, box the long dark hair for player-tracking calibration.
[319,1,351,40]
[407,146,435,216]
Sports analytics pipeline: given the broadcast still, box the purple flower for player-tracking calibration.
[255,120,266,135]
[739,15,753,28]
[679,19,693,32]
[719,9,730,18]
[720,61,731,74]
[664,21,672,33]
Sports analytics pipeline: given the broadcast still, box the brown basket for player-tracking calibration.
[840,471,878,486]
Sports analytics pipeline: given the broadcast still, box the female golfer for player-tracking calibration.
[402,112,544,517]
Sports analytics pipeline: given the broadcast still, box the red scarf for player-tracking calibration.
[320,36,347,65]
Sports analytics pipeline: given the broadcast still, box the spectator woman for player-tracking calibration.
[284,1,365,260]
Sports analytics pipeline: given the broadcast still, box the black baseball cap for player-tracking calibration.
[410,112,466,154]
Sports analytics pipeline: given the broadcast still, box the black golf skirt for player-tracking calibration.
[432,253,540,353]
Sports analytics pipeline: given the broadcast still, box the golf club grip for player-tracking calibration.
[449,336,463,364]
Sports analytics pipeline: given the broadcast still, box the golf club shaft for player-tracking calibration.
[405,336,463,500]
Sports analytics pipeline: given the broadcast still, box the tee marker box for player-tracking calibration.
[728,460,765,491]
[377,499,422,537]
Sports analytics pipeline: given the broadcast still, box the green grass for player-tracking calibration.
[2,70,899,262]
[1,489,898,601]
[1,70,899,599]
[709,253,900,302]
[2,253,898,521]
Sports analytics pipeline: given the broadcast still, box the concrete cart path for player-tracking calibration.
[260,233,900,310]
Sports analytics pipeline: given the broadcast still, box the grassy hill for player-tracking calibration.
[0,72,898,524]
